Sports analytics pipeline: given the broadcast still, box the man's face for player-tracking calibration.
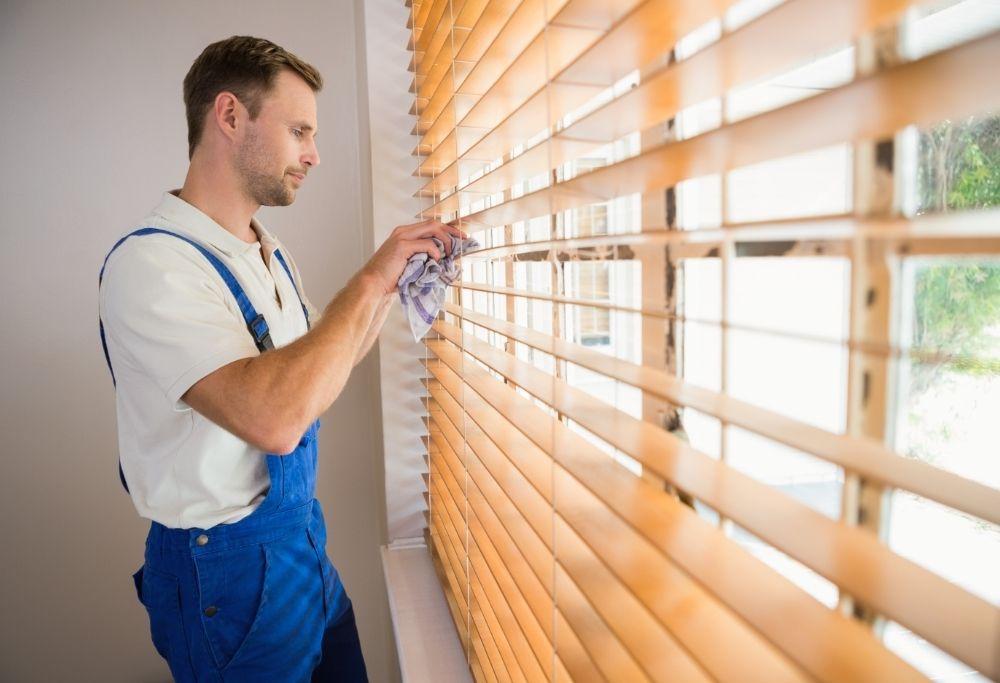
[234,69,320,207]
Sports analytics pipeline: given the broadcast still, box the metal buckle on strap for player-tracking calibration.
[249,314,273,351]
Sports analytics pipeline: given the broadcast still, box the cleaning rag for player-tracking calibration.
[396,234,479,341]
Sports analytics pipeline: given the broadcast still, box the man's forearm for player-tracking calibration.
[183,271,386,453]
[353,295,393,366]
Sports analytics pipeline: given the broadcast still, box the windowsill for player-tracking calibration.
[381,540,472,683]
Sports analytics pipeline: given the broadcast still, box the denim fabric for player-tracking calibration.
[133,423,367,681]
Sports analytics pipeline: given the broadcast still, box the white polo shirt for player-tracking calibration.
[100,190,321,529]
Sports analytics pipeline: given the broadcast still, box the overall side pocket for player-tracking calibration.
[194,543,269,671]
[135,564,186,663]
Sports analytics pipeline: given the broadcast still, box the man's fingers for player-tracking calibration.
[399,219,444,235]
[405,238,442,261]
[390,220,470,261]
[396,218,438,232]
[396,218,469,239]
[400,220,451,239]
[399,222,454,255]
[444,223,468,240]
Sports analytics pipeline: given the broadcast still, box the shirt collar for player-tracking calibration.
[153,190,279,258]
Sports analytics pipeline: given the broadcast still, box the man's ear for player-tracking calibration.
[212,91,243,144]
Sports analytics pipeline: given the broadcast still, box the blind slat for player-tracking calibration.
[452,268,993,370]
[435,399,647,680]
[415,0,547,136]
[470,559,528,683]
[420,0,744,193]
[424,343,930,682]
[416,0,488,109]
[466,537,548,682]
[433,450,559,679]
[427,360,819,682]
[443,302,1000,526]
[428,0,481,74]
[412,0,436,32]
[416,27,600,176]
[431,463,609,683]
[416,0,624,166]
[431,437,607,681]
[440,31,1000,225]
[415,0,452,53]
[463,211,1000,260]
[431,428,556,632]
[422,0,918,198]
[551,563,656,682]
[430,455,508,683]
[429,381,554,541]
[427,331,999,678]
[430,409,553,581]
[430,384,720,682]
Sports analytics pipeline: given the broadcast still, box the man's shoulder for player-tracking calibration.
[103,221,215,279]
[99,222,228,313]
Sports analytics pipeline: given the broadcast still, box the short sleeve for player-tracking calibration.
[100,236,259,405]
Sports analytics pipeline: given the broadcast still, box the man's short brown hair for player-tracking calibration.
[183,36,323,160]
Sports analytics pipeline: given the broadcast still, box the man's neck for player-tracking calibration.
[178,156,260,245]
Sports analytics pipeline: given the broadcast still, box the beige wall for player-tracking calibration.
[0,1,399,680]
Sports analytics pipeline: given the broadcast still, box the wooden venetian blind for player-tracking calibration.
[405,0,1000,681]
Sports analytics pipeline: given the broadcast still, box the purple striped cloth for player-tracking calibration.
[396,234,479,341]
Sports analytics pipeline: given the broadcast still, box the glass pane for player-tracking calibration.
[681,407,722,460]
[728,257,849,432]
[726,145,853,223]
[679,258,722,392]
[727,427,843,520]
[885,255,999,676]
[889,256,1000,599]
[883,619,991,683]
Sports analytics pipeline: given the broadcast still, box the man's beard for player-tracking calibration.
[235,127,294,207]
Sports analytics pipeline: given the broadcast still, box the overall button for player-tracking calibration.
[196,534,209,546]
[203,606,218,618]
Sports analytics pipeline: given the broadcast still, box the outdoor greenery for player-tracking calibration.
[919,115,1000,213]
[910,116,1000,391]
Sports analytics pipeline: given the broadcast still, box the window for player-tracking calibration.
[408,0,1000,679]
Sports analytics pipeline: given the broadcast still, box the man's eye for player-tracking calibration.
[291,128,303,138]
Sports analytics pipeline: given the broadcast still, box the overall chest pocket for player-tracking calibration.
[194,544,268,671]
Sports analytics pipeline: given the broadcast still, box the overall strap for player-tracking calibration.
[98,227,276,495]
[99,227,276,388]
[273,248,311,331]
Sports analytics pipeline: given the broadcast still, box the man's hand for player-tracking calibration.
[362,219,467,295]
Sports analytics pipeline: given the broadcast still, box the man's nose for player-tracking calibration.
[303,140,320,168]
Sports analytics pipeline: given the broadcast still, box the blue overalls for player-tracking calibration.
[99,228,369,682]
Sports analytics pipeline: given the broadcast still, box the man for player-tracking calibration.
[98,36,462,681]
